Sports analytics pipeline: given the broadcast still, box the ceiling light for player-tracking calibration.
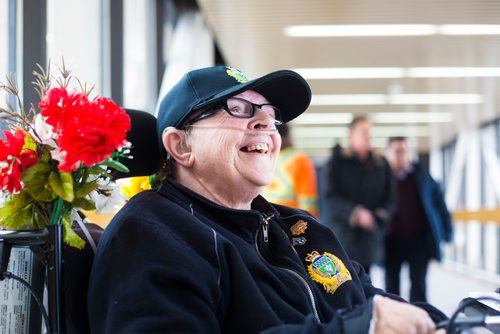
[388,94,482,105]
[294,67,500,79]
[311,94,482,105]
[292,127,348,137]
[372,112,453,123]
[284,25,437,37]
[292,113,353,124]
[291,126,429,138]
[439,25,500,35]
[293,67,405,79]
[408,67,500,77]
[373,126,429,137]
[293,138,394,150]
[292,112,452,125]
[285,24,500,37]
[311,94,386,105]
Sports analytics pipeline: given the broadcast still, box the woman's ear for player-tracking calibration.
[162,128,194,167]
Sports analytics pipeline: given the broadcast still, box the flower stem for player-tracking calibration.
[50,197,63,225]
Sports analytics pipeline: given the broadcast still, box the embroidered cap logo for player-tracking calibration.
[226,67,249,83]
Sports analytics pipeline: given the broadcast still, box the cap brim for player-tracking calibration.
[194,70,311,124]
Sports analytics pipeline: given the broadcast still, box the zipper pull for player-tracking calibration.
[261,215,273,243]
[262,220,269,242]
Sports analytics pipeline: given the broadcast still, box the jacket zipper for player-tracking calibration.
[256,215,321,323]
[262,215,270,242]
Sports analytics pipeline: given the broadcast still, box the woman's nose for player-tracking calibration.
[249,108,275,129]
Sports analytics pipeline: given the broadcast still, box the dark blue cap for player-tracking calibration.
[156,66,311,155]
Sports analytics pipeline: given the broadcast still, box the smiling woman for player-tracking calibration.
[87,65,449,334]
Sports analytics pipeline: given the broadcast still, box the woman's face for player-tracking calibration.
[186,90,282,206]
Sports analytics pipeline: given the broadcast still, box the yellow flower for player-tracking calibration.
[120,176,151,199]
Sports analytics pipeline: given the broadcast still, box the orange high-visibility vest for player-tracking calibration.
[262,148,319,218]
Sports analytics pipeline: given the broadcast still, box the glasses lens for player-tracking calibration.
[260,105,282,125]
[226,98,253,118]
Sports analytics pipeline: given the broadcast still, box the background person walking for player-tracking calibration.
[384,137,453,302]
[321,116,396,275]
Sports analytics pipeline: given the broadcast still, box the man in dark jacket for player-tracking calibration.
[87,66,445,333]
[321,116,396,274]
[384,137,453,302]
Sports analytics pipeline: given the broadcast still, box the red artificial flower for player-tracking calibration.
[38,87,130,172]
[0,129,38,193]
[39,87,90,128]
[55,96,131,172]
[38,87,69,127]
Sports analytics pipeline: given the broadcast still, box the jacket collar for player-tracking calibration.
[158,178,279,242]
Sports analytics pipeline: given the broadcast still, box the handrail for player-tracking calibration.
[452,208,500,224]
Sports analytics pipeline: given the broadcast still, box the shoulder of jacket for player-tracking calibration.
[412,162,429,178]
[333,145,353,158]
[370,150,387,167]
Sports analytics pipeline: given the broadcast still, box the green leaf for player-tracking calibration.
[48,171,74,202]
[101,159,129,173]
[0,193,33,230]
[32,210,48,229]
[72,197,96,211]
[86,166,109,176]
[40,149,52,162]
[22,162,57,202]
[74,181,99,199]
[1,206,33,230]
[61,213,85,250]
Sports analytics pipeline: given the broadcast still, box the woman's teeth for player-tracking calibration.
[246,143,269,153]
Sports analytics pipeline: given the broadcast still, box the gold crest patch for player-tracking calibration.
[226,67,249,83]
[305,251,352,294]
[290,220,308,236]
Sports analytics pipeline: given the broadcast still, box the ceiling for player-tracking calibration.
[196,0,500,158]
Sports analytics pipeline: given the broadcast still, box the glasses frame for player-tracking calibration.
[187,97,283,126]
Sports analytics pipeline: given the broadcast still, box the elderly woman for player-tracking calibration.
[87,66,445,333]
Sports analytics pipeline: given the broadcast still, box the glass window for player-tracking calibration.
[0,0,9,124]
[46,0,102,93]
[123,0,157,113]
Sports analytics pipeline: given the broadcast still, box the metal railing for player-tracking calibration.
[446,208,500,282]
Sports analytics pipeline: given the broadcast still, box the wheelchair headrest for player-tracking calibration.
[112,109,162,179]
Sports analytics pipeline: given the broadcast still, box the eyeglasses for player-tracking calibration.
[187,97,282,126]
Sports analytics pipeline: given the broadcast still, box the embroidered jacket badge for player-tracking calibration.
[305,251,352,294]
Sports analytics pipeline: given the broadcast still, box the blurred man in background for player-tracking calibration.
[321,116,395,275]
[385,137,453,302]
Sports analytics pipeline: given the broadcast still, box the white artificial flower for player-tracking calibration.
[31,114,57,147]
[0,192,9,206]
[87,181,127,215]
[50,148,66,163]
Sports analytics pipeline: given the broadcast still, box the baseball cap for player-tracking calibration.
[156,66,311,154]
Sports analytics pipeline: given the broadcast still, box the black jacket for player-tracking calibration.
[87,179,443,333]
[321,145,396,267]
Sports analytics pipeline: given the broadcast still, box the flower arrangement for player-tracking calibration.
[0,63,131,248]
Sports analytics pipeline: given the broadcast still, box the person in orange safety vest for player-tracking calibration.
[262,124,319,218]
